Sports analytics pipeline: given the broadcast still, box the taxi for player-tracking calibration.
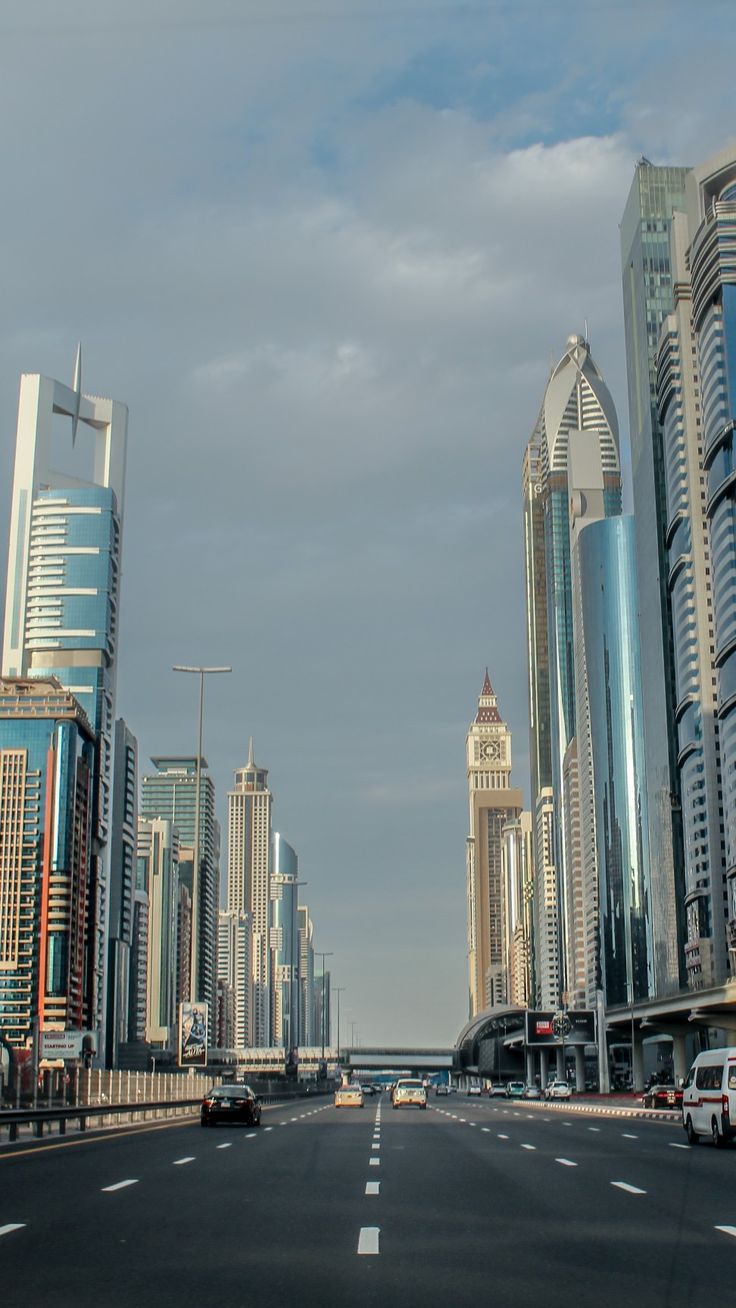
[335,1083,365,1108]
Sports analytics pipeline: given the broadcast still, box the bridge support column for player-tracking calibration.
[540,1049,549,1090]
[556,1046,565,1079]
[632,1028,644,1092]
[672,1034,689,1085]
[574,1047,585,1092]
[525,1049,535,1086]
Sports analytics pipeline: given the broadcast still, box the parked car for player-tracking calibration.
[642,1084,682,1110]
[487,1084,507,1098]
[468,1084,482,1096]
[335,1083,364,1108]
[682,1048,736,1146]
[435,1084,450,1096]
[546,1080,572,1100]
[393,1078,428,1110]
[524,1084,542,1100]
[200,1083,262,1128]
[506,1081,526,1099]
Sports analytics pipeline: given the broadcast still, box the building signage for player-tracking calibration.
[40,1031,96,1060]
[525,1010,596,1046]
[179,1002,208,1067]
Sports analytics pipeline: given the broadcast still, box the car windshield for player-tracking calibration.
[210,1086,251,1098]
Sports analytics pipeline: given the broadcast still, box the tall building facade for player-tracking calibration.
[523,334,621,1005]
[106,720,138,1066]
[137,817,179,1048]
[228,741,272,1046]
[270,833,300,1050]
[140,757,219,1023]
[0,677,95,1048]
[500,812,533,1007]
[217,908,252,1048]
[297,906,315,1046]
[621,162,690,995]
[465,673,523,1016]
[2,361,128,1043]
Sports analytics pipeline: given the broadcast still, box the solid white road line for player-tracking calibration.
[521,1143,536,1151]
[0,1225,26,1237]
[365,1182,380,1196]
[369,1158,380,1166]
[555,1159,577,1167]
[173,1157,195,1165]
[611,1182,646,1195]
[715,1226,736,1239]
[101,1179,138,1192]
[358,1227,380,1255]
[497,1134,509,1140]
[216,1143,232,1150]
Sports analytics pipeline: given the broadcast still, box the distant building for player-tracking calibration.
[270,833,300,1049]
[0,677,95,1048]
[465,673,523,1015]
[227,740,273,1046]
[107,720,138,1067]
[297,906,315,1046]
[501,812,533,1007]
[137,817,179,1049]
[217,908,252,1048]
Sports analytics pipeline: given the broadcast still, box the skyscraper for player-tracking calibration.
[228,741,272,1046]
[621,161,690,994]
[0,677,95,1049]
[217,908,252,1047]
[140,757,219,1024]
[137,818,179,1048]
[270,832,300,1050]
[465,673,523,1015]
[107,719,138,1066]
[2,357,128,1041]
[297,906,315,1046]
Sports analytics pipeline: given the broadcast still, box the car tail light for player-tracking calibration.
[722,1094,730,1117]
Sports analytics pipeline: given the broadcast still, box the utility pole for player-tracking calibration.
[332,987,346,1062]
[315,950,333,1061]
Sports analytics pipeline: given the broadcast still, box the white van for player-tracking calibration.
[681,1047,736,1147]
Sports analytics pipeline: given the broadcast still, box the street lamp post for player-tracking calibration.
[315,950,333,1062]
[173,665,231,1003]
[332,987,346,1062]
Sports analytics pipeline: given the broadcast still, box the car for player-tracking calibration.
[335,1083,364,1108]
[200,1083,262,1128]
[524,1084,542,1099]
[487,1083,507,1098]
[393,1078,428,1109]
[360,1083,377,1096]
[468,1084,482,1096]
[546,1080,572,1100]
[435,1084,450,1096]
[682,1047,736,1146]
[506,1081,526,1099]
[642,1083,682,1110]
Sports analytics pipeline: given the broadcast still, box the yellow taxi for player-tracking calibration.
[334,1083,365,1108]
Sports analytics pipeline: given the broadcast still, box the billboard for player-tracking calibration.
[525,1010,596,1047]
[40,1031,97,1061]
[178,1002,208,1067]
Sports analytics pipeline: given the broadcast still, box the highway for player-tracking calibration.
[2,1091,736,1306]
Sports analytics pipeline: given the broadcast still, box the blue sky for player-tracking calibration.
[0,0,734,1045]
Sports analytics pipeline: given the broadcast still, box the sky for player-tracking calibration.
[0,0,734,1047]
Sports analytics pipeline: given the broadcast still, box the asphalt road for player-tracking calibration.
[2,1091,735,1307]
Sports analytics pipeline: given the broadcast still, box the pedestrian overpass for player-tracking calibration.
[342,1047,454,1074]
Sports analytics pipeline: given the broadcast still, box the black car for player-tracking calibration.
[200,1084,262,1128]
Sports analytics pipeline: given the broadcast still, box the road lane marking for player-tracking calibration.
[497,1134,509,1140]
[611,1182,646,1195]
[521,1143,536,1151]
[369,1158,380,1166]
[358,1227,380,1255]
[371,1143,380,1150]
[588,1127,601,1133]
[0,1225,26,1237]
[622,1134,638,1140]
[669,1143,689,1150]
[246,1133,257,1139]
[102,1179,138,1192]
[459,1118,466,1122]
[562,1122,572,1127]
[173,1157,195,1165]
[715,1226,736,1239]
[365,1182,380,1196]
[216,1143,232,1150]
[290,1118,298,1122]
[264,1127,273,1132]
[482,1127,491,1133]
[555,1159,577,1167]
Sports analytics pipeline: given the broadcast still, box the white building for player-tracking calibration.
[228,740,272,1045]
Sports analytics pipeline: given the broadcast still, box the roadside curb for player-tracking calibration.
[519,1099,679,1123]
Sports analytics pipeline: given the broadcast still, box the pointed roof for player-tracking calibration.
[475,668,502,724]
[247,736,254,767]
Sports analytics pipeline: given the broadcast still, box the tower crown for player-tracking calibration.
[475,669,502,724]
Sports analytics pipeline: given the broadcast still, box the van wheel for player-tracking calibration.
[712,1117,725,1148]
[685,1115,699,1145]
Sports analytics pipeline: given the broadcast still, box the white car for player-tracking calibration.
[393,1078,428,1109]
[435,1084,450,1096]
[546,1080,572,1100]
[468,1084,482,1096]
[335,1083,364,1108]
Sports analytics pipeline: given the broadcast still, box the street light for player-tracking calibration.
[173,665,232,1003]
[315,950,333,1061]
[332,986,346,1062]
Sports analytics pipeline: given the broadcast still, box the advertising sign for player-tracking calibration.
[525,1010,596,1047]
[179,1002,208,1067]
[40,1031,97,1060]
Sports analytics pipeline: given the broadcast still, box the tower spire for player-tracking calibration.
[247,736,254,767]
[476,669,501,724]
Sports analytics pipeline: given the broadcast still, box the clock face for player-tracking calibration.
[480,739,502,762]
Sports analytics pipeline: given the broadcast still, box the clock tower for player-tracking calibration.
[465,671,523,1018]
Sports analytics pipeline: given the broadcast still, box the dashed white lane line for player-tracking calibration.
[459,1118,467,1123]
[173,1157,195,1166]
[369,1158,380,1167]
[264,1127,273,1132]
[101,1179,138,1192]
[365,1182,380,1196]
[216,1143,232,1150]
[588,1127,601,1133]
[482,1127,491,1133]
[669,1143,689,1150]
[497,1134,509,1140]
[521,1143,536,1151]
[562,1122,572,1127]
[611,1182,646,1195]
[622,1134,638,1140]
[246,1133,257,1139]
[0,1225,26,1237]
[371,1143,380,1150]
[290,1118,298,1123]
[358,1227,380,1255]
[715,1226,736,1239]
[556,1159,577,1168]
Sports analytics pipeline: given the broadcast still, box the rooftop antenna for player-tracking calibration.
[584,318,589,346]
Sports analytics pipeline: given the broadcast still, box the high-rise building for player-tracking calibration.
[533,787,559,1007]
[523,334,621,1004]
[106,720,138,1067]
[465,673,523,1016]
[2,358,128,1044]
[140,757,219,1024]
[227,741,272,1046]
[297,906,315,1046]
[500,812,533,1007]
[217,908,252,1047]
[621,162,690,995]
[137,817,179,1049]
[0,677,95,1048]
[270,832,300,1050]
[314,969,331,1049]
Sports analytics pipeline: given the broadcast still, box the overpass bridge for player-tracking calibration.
[342,1047,454,1074]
